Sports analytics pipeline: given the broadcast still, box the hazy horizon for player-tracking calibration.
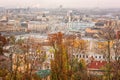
[0,0,120,8]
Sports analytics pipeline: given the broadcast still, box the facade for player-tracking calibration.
[28,21,48,32]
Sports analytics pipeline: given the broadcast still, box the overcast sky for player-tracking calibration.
[0,0,120,8]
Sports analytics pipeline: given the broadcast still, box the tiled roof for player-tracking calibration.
[88,61,107,70]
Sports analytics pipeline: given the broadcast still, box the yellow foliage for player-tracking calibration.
[36,49,41,53]
[49,48,55,53]
[79,59,86,69]
[97,41,113,49]
[73,40,88,48]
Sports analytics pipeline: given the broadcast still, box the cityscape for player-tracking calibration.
[0,0,120,80]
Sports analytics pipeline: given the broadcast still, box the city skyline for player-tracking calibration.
[0,0,120,8]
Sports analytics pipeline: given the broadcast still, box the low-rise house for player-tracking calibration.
[87,61,107,75]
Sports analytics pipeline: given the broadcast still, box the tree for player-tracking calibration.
[98,21,117,80]
[8,36,16,45]
[49,32,89,80]
[50,32,69,80]
[0,34,47,80]
[0,33,7,55]
[112,39,120,80]
[0,33,9,80]
[71,59,88,80]
[64,34,88,80]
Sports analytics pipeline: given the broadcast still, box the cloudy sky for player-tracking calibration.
[0,0,120,8]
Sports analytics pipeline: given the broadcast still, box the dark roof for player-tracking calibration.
[95,22,104,26]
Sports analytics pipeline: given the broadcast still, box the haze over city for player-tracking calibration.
[0,0,120,80]
[0,0,120,8]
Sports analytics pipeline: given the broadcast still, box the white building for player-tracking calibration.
[28,21,48,32]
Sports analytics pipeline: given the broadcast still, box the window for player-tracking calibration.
[111,57,112,59]
[118,57,120,60]
[39,67,41,70]
[103,56,105,59]
[86,55,88,58]
[76,55,78,58]
[47,66,49,69]
[115,57,117,60]
[99,56,101,59]
[95,56,97,58]
[83,55,85,58]
[79,55,81,58]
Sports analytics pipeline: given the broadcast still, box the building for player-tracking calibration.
[28,21,48,32]
[87,61,107,75]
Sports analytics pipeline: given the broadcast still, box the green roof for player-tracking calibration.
[36,69,51,78]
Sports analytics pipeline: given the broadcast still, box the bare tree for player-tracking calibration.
[98,21,117,80]
[112,39,120,80]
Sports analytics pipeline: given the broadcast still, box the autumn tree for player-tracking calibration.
[0,33,9,80]
[71,59,87,80]
[49,32,89,80]
[98,21,117,80]
[50,32,69,80]
[64,34,88,80]
[112,39,120,80]
[0,33,7,55]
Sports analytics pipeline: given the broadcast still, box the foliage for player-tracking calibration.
[71,59,88,80]
[50,32,69,80]
[0,34,7,55]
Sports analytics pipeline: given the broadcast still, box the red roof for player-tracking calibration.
[88,61,107,70]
